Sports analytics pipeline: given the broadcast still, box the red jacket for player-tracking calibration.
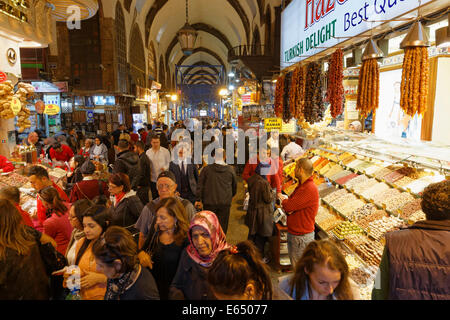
[282,176,319,235]
[36,182,70,225]
[49,144,74,162]
[43,203,73,255]
[140,131,148,144]
[242,157,282,193]
[69,179,109,203]
[16,204,34,228]
[0,155,14,173]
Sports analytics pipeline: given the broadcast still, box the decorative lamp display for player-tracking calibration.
[177,0,198,56]
[362,39,384,61]
[47,0,99,21]
[435,14,450,48]
[400,20,430,49]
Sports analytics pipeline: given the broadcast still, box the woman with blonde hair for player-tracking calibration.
[279,239,359,300]
[0,199,50,299]
[138,197,189,299]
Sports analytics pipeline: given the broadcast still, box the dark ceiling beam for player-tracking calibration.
[176,47,226,71]
[182,61,221,77]
[226,0,250,44]
[165,22,233,67]
[185,70,217,83]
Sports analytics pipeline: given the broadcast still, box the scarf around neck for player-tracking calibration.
[104,264,141,300]
[186,211,230,267]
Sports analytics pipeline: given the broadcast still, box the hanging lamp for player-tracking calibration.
[435,13,450,48]
[177,0,198,56]
[400,20,430,48]
[361,39,384,61]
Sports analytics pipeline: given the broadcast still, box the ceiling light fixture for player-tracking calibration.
[400,20,430,49]
[177,0,198,56]
[362,39,384,61]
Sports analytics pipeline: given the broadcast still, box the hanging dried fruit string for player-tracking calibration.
[289,68,298,117]
[356,58,380,119]
[304,62,324,124]
[327,49,344,118]
[295,65,306,122]
[283,74,290,122]
[400,46,429,116]
[274,74,285,118]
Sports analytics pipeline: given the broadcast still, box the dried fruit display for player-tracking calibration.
[283,74,291,122]
[303,62,324,124]
[274,74,285,118]
[327,49,344,118]
[356,58,380,118]
[0,81,34,132]
[400,46,429,116]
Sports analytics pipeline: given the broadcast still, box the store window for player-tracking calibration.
[427,18,449,43]
[115,2,127,93]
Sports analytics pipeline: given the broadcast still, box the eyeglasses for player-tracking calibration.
[156,183,173,190]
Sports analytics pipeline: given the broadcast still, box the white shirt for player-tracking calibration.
[281,142,304,161]
[146,147,171,182]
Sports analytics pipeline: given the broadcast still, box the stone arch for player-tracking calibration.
[148,41,157,81]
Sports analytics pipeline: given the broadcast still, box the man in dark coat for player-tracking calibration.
[112,124,129,146]
[195,148,237,234]
[372,180,450,300]
[169,142,198,205]
[245,162,274,258]
[133,141,152,205]
[113,139,139,188]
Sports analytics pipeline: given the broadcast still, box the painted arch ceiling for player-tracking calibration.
[101,0,281,86]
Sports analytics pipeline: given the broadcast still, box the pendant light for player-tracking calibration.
[400,20,430,49]
[361,39,384,61]
[177,0,198,56]
[435,13,450,48]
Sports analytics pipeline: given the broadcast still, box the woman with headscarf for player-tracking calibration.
[90,136,109,164]
[168,211,230,300]
[245,161,274,259]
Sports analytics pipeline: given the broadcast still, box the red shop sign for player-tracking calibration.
[0,72,7,83]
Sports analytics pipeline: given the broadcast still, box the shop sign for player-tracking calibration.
[0,71,6,83]
[10,97,21,115]
[151,81,161,90]
[264,118,283,131]
[6,48,17,66]
[44,104,61,116]
[281,0,434,69]
[86,110,94,123]
[31,81,68,93]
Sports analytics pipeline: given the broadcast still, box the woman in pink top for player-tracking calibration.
[39,186,73,255]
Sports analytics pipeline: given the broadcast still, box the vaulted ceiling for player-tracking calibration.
[102,0,282,88]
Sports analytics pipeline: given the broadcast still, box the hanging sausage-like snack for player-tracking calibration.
[304,62,324,124]
[274,74,285,118]
[356,58,379,118]
[400,46,429,117]
[327,49,344,118]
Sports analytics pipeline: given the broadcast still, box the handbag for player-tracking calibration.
[37,241,68,276]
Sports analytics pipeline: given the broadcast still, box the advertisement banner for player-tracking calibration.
[264,118,283,131]
[281,0,435,69]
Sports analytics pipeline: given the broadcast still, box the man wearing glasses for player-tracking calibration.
[134,171,196,250]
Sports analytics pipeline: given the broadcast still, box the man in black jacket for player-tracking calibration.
[113,139,139,188]
[112,124,129,146]
[195,148,237,234]
[133,141,152,205]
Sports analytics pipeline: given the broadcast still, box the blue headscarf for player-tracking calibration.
[255,161,271,180]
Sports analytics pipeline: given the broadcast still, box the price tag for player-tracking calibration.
[0,71,6,83]
[10,97,21,115]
